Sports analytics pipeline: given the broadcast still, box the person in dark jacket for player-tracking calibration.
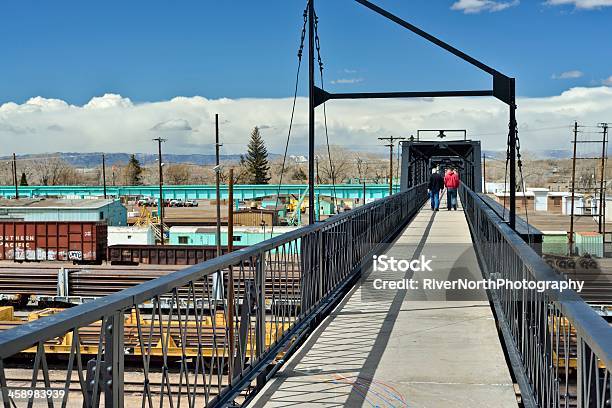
[427,168,444,211]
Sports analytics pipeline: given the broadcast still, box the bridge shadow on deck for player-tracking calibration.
[252,206,489,407]
[251,198,517,408]
[250,210,436,407]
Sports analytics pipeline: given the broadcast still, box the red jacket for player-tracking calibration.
[444,172,460,189]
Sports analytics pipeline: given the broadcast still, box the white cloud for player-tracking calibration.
[451,0,519,13]
[331,78,364,84]
[603,76,612,86]
[545,0,612,9]
[83,93,133,109]
[552,70,584,79]
[1,87,612,156]
[151,118,192,132]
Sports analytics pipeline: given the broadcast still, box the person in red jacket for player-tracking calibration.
[444,168,460,210]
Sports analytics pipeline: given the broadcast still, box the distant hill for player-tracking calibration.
[483,149,572,160]
[2,152,281,168]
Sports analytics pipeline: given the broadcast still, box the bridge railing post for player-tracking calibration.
[103,311,124,408]
[255,253,267,390]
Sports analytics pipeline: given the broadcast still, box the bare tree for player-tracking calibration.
[355,155,370,183]
[165,164,191,185]
[31,157,82,185]
[316,146,353,184]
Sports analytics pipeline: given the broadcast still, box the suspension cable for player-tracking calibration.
[502,117,512,222]
[271,3,308,234]
[314,10,339,215]
[501,111,532,245]
[516,127,533,246]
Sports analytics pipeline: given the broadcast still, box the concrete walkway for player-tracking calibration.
[250,195,518,408]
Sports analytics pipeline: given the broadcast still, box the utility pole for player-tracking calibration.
[308,0,315,225]
[362,181,366,206]
[482,154,486,190]
[153,137,167,245]
[598,123,608,237]
[569,121,578,255]
[378,136,405,196]
[215,113,222,257]
[315,156,320,184]
[12,153,18,200]
[102,154,107,199]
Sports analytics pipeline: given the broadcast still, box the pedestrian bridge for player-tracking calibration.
[250,194,517,407]
[0,184,610,408]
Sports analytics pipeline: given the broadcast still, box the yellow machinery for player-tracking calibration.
[548,313,609,369]
[134,205,159,227]
[0,307,290,359]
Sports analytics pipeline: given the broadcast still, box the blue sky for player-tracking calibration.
[0,1,611,156]
[0,0,610,105]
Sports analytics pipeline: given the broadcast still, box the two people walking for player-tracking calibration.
[427,167,460,211]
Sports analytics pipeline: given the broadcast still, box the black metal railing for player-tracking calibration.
[461,184,612,408]
[0,184,427,408]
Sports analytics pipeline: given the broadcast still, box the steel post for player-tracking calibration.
[308,0,315,225]
[255,254,267,389]
[509,80,517,231]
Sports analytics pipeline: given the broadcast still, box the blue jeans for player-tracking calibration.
[447,188,457,209]
[430,190,440,209]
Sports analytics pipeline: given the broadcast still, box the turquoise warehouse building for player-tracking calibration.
[0,198,128,226]
[169,226,298,246]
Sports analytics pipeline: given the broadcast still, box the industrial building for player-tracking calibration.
[107,226,155,246]
[0,198,127,226]
[169,225,297,246]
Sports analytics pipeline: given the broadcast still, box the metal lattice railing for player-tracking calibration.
[0,184,427,408]
[461,184,612,408]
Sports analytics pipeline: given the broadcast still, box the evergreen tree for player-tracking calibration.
[242,127,271,184]
[126,154,143,185]
[19,172,28,186]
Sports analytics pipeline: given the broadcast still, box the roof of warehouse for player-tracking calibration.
[0,198,117,210]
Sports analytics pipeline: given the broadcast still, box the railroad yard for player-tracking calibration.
[0,1,610,405]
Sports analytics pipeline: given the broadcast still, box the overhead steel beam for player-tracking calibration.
[352,0,514,105]
[333,0,518,230]
[313,87,493,107]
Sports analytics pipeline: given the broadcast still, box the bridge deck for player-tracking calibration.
[251,196,518,407]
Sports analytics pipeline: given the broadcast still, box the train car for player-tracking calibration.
[0,221,107,264]
[107,244,245,266]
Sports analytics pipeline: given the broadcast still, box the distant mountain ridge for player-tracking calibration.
[482,149,572,160]
[2,152,281,168]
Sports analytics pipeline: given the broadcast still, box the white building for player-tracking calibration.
[527,188,549,211]
[107,226,155,246]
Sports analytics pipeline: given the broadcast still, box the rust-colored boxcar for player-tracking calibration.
[0,221,107,263]
[107,245,243,266]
